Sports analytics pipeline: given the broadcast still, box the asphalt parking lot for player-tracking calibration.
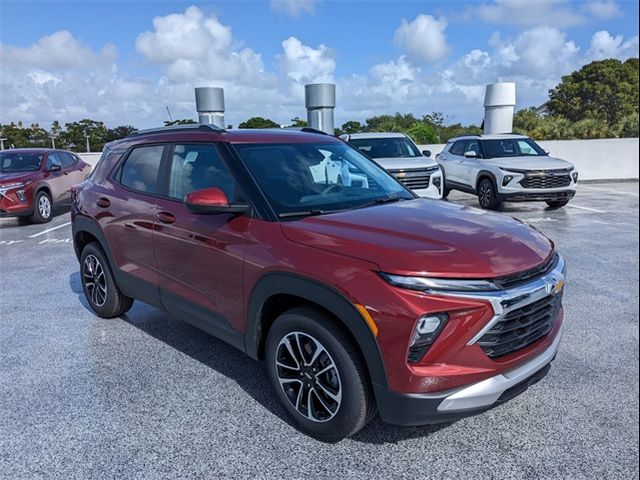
[1,182,638,479]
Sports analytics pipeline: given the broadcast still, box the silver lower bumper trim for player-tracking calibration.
[437,325,563,412]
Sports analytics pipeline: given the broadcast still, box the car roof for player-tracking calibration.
[448,133,529,142]
[343,132,409,140]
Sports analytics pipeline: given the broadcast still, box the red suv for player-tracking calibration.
[0,148,90,223]
[71,125,566,441]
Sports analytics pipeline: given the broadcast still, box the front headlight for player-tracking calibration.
[0,181,31,190]
[380,272,500,292]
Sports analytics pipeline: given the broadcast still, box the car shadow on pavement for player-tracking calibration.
[0,205,70,229]
[69,271,456,445]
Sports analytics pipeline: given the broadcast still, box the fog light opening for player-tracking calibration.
[408,313,448,363]
[572,172,579,182]
[16,190,26,202]
[502,175,514,187]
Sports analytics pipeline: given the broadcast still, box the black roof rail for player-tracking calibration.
[283,126,330,136]
[126,123,226,138]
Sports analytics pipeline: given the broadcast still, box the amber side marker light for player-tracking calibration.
[355,304,379,337]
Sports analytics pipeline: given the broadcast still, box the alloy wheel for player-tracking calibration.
[275,331,342,422]
[83,254,107,307]
[479,182,492,207]
[38,195,51,219]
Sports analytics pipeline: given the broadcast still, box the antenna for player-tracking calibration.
[166,106,173,124]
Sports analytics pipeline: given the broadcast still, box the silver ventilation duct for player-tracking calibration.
[483,82,516,135]
[195,87,225,128]
[305,84,336,135]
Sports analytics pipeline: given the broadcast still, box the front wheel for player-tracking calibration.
[265,307,375,442]
[477,178,502,210]
[546,200,570,209]
[31,190,53,223]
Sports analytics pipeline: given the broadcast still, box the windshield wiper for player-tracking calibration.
[357,195,405,209]
[277,209,332,219]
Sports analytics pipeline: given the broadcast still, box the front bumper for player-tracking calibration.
[377,325,562,425]
[413,170,443,199]
[502,190,575,203]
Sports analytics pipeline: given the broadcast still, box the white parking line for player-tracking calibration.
[581,185,639,197]
[28,221,72,238]
[567,204,606,213]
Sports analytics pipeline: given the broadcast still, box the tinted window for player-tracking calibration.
[119,145,164,194]
[46,153,62,169]
[464,140,482,157]
[482,138,546,158]
[59,152,77,167]
[167,144,240,202]
[0,152,43,172]
[235,142,412,217]
[349,137,422,159]
[449,141,466,156]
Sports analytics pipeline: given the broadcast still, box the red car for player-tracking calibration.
[71,125,566,441]
[0,148,90,223]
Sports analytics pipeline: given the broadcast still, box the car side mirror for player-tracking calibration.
[544,150,550,155]
[48,163,62,172]
[464,151,477,158]
[185,187,249,215]
[422,150,432,157]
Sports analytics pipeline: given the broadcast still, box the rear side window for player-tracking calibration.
[167,144,240,202]
[449,141,466,156]
[59,152,77,167]
[118,145,164,194]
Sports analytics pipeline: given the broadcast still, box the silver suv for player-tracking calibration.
[340,132,443,199]
[437,134,578,210]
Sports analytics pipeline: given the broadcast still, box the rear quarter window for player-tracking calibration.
[117,145,165,194]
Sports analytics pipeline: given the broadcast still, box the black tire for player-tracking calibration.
[266,306,375,442]
[31,190,53,223]
[80,242,133,318]
[477,177,502,210]
[546,200,570,209]
[440,170,451,198]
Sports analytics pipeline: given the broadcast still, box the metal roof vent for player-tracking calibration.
[305,84,336,135]
[195,87,225,128]
[483,82,516,135]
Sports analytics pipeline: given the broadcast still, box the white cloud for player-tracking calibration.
[394,14,449,63]
[588,30,639,60]
[270,0,317,17]
[583,1,622,19]
[279,36,335,83]
[472,0,585,28]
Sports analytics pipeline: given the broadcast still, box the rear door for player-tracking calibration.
[57,151,89,202]
[442,140,468,184]
[153,143,249,333]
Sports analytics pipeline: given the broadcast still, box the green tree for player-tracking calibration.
[548,58,639,127]
[238,117,280,129]
[530,116,575,140]
[290,117,307,127]
[364,113,417,132]
[615,113,639,137]
[341,121,363,134]
[406,122,438,144]
[513,108,544,136]
[164,119,197,126]
[60,119,108,152]
[570,117,611,139]
[105,125,137,142]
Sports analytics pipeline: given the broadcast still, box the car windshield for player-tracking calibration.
[349,137,422,159]
[0,152,43,173]
[482,138,547,158]
[234,142,414,218]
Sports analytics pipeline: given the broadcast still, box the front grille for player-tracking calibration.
[494,253,559,290]
[478,293,562,358]
[520,171,572,189]
[389,168,431,190]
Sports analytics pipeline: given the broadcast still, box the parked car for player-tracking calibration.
[340,132,443,199]
[0,148,90,223]
[436,134,578,210]
[72,125,566,441]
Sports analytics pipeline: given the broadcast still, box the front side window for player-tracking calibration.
[59,152,77,168]
[349,137,422,159]
[167,144,241,202]
[482,138,546,158]
[464,140,482,157]
[46,153,62,170]
[235,142,413,217]
[449,141,466,156]
[0,152,43,172]
[118,145,164,194]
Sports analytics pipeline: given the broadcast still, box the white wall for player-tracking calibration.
[419,137,639,181]
[76,152,102,168]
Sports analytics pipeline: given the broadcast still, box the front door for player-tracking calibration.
[153,143,249,333]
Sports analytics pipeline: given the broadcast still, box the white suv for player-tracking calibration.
[340,132,443,199]
[437,134,578,210]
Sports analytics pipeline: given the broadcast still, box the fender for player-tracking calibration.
[475,169,499,192]
[244,272,389,393]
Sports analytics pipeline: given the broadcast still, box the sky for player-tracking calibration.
[0,0,638,129]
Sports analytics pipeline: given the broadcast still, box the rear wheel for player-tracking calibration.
[80,242,133,318]
[266,307,374,442]
[477,178,502,210]
[546,200,570,209]
[31,190,52,223]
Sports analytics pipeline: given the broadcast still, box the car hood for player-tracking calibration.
[374,156,439,171]
[492,155,574,171]
[0,172,36,185]
[282,199,553,278]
